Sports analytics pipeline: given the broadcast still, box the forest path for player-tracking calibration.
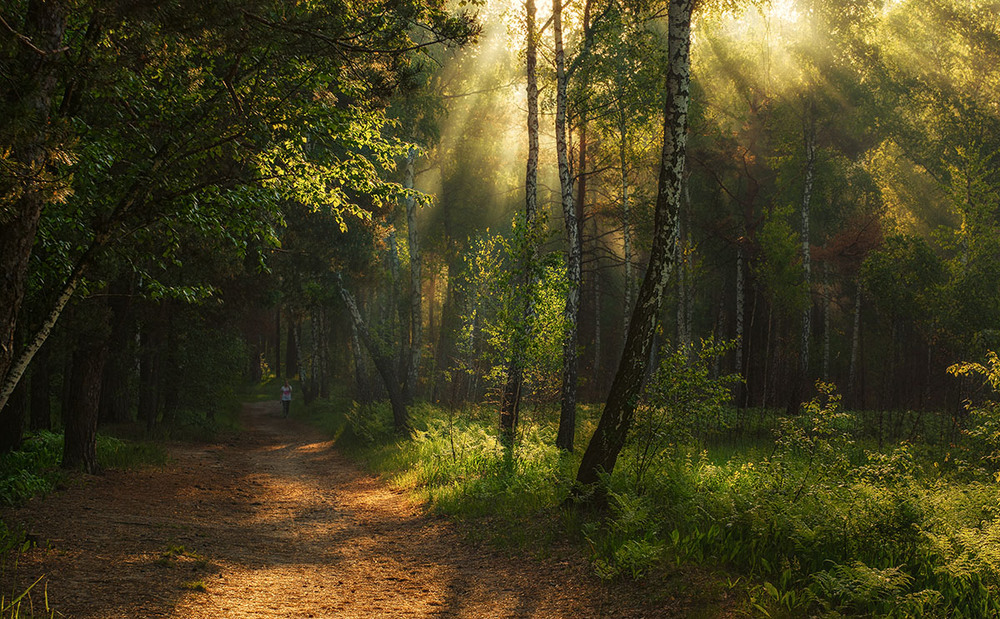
[2,402,675,618]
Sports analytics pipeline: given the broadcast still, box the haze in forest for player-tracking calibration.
[3,0,1000,616]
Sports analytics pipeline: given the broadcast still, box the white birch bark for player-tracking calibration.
[576,0,692,489]
[555,0,581,451]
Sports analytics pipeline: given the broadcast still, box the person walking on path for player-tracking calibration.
[280,379,292,417]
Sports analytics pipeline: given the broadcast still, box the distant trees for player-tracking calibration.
[4,0,1000,496]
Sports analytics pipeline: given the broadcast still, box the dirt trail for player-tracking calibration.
[2,402,675,618]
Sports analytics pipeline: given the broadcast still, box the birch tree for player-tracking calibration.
[575,0,696,491]
[499,0,540,442]
[554,0,582,451]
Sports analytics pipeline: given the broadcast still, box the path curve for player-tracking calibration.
[2,402,672,618]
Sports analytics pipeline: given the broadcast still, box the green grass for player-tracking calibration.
[297,386,1000,617]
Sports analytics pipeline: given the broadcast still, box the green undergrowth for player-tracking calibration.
[0,431,167,533]
[298,384,1000,617]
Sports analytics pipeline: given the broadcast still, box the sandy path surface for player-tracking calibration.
[1,402,675,618]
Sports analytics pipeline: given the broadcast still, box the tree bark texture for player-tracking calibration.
[62,342,108,473]
[63,299,112,473]
[555,0,581,452]
[575,0,693,490]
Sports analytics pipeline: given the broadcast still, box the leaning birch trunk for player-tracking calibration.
[336,274,409,433]
[404,147,422,400]
[350,316,373,404]
[575,0,692,491]
[499,0,540,442]
[555,0,581,452]
[0,233,107,413]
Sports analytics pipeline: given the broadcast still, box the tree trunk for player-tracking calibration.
[822,261,830,383]
[30,342,52,431]
[848,279,863,401]
[555,0,581,452]
[286,314,299,379]
[62,342,108,474]
[350,314,374,404]
[99,279,135,424]
[0,371,28,453]
[336,275,409,433]
[275,308,282,379]
[499,0,540,442]
[575,0,693,492]
[735,243,746,405]
[138,311,165,432]
[592,261,602,397]
[788,112,817,416]
[404,147,422,401]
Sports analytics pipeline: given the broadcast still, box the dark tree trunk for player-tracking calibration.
[575,0,693,492]
[63,343,108,473]
[30,343,52,431]
[286,314,299,379]
[275,308,282,379]
[138,313,165,432]
[160,310,179,425]
[99,279,135,424]
[0,374,28,453]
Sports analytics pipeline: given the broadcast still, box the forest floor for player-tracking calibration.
[0,402,712,618]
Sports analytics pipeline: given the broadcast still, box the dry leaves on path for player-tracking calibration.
[1,402,681,618]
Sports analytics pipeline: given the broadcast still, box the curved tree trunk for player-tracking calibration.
[575,0,693,492]
[336,275,409,433]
